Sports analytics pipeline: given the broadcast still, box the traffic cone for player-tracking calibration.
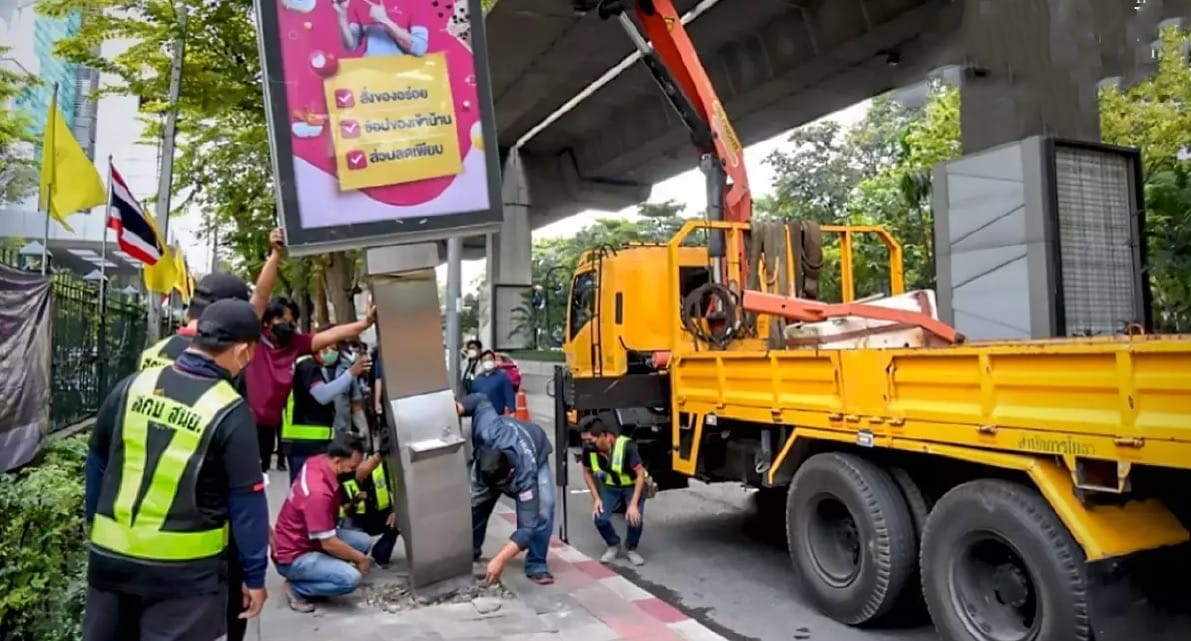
[515,389,530,421]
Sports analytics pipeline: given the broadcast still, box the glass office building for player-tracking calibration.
[10,10,84,160]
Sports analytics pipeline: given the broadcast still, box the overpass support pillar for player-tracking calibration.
[479,150,533,351]
[958,0,1128,153]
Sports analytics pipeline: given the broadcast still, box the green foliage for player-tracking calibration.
[1101,26,1191,332]
[0,435,89,641]
[0,45,39,203]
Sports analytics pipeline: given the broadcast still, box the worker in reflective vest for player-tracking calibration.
[578,415,649,567]
[338,451,402,566]
[83,299,271,641]
[282,343,371,484]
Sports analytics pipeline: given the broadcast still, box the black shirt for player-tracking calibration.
[288,357,336,457]
[581,440,644,481]
[87,354,262,597]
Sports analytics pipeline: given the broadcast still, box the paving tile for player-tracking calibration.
[668,619,728,641]
[430,617,499,639]
[573,560,618,580]
[485,611,557,635]
[599,575,654,603]
[634,597,688,624]
[548,546,589,563]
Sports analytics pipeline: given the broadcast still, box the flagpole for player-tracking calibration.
[40,83,58,276]
[147,2,188,342]
[98,155,112,391]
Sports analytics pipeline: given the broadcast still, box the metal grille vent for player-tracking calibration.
[1053,145,1138,335]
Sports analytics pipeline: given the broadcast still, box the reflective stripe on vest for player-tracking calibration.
[139,337,175,370]
[590,437,634,487]
[282,356,333,442]
[90,368,238,561]
[339,464,393,518]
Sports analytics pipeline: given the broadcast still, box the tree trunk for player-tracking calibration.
[314,269,330,328]
[324,251,357,324]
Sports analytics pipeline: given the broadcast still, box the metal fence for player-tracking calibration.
[2,248,148,431]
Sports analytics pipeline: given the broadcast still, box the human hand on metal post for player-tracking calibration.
[268,228,285,254]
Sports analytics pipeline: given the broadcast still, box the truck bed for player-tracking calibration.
[670,334,1191,470]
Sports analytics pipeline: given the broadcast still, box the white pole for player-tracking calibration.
[147,2,187,341]
[100,155,112,305]
[40,83,58,276]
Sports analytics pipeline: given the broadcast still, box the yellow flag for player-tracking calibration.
[171,245,192,302]
[38,88,105,232]
[143,245,178,295]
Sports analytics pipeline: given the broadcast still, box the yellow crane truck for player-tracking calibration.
[556,2,1191,640]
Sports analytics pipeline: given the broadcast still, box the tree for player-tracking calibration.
[40,0,360,322]
[0,45,37,203]
[1101,26,1191,332]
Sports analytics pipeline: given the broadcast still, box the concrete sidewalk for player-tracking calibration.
[256,472,727,641]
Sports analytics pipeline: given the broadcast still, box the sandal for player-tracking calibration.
[283,581,315,613]
[527,572,555,586]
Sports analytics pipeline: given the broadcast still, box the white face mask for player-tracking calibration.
[481,360,496,372]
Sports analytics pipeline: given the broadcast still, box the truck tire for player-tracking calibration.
[885,466,933,623]
[786,453,916,625]
[920,480,1090,641]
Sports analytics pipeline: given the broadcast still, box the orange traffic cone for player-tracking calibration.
[515,389,530,421]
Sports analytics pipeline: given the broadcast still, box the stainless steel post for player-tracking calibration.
[366,244,472,590]
[445,236,462,390]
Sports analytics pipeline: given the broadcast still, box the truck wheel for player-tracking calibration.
[786,453,916,625]
[920,480,1090,641]
[884,466,933,623]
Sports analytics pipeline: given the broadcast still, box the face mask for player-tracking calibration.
[481,360,496,372]
[320,349,339,366]
[467,349,479,359]
[271,321,295,346]
[344,351,358,364]
[234,345,252,373]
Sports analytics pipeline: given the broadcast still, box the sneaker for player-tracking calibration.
[600,545,621,563]
[625,550,645,566]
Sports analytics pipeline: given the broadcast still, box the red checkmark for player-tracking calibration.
[340,119,360,139]
[345,150,367,170]
[334,89,355,108]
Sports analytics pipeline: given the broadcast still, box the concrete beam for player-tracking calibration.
[526,0,959,184]
[520,149,652,228]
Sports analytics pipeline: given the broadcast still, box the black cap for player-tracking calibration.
[196,299,261,347]
[190,273,251,318]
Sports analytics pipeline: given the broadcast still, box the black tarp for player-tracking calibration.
[0,264,52,472]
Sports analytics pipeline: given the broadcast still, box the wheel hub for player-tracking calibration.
[992,563,1030,609]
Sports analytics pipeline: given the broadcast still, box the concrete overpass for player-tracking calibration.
[475,0,1190,348]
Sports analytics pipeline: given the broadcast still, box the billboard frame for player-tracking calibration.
[253,0,504,257]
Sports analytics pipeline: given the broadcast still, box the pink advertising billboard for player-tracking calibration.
[256,0,502,254]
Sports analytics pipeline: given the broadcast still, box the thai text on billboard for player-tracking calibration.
[257,0,501,253]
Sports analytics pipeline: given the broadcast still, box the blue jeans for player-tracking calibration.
[471,461,556,576]
[286,454,310,486]
[275,528,373,598]
[594,485,645,550]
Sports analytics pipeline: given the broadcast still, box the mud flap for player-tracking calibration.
[1087,542,1191,641]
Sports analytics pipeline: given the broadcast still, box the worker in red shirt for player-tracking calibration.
[272,435,373,613]
[244,300,377,472]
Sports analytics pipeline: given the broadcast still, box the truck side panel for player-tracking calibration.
[671,337,1191,471]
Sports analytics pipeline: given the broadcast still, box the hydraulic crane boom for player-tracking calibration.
[573,0,753,272]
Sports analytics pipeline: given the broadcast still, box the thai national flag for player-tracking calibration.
[106,165,163,265]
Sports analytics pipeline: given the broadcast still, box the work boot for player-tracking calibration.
[600,545,621,563]
[626,550,645,567]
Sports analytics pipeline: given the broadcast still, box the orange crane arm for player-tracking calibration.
[632,0,751,223]
[577,0,752,225]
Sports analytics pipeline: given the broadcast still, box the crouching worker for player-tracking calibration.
[579,416,648,566]
[271,434,373,613]
[460,393,556,586]
[340,450,401,566]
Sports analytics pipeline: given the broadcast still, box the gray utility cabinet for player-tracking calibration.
[932,135,1151,340]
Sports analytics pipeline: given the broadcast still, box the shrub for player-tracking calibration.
[0,434,89,641]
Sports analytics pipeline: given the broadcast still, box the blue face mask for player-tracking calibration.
[344,351,358,364]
